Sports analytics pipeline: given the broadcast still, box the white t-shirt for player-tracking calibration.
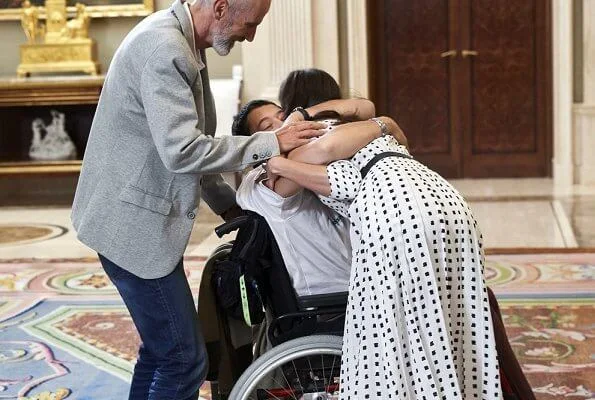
[236,166,351,297]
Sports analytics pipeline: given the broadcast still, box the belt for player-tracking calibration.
[360,151,413,178]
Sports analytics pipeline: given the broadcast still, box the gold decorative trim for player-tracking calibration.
[0,0,153,21]
[0,75,104,106]
[0,161,81,175]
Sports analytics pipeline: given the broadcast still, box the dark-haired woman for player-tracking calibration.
[279,68,342,117]
[265,72,501,399]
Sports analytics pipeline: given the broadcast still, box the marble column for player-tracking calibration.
[345,0,369,98]
[241,0,340,102]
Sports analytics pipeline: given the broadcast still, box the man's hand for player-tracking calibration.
[275,121,326,153]
[220,204,243,222]
[379,116,409,150]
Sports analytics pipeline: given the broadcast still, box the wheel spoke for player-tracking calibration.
[329,354,338,391]
[291,360,304,393]
[231,337,342,400]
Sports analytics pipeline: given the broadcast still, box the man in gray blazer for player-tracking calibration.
[71,0,323,398]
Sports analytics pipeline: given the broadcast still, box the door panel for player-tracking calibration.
[460,0,551,177]
[371,0,461,177]
[369,0,552,178]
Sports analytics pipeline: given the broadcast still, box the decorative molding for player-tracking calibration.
[584,0,595,103]
[573,105,595,184]
[0,0,154,21]
[552,0,574,187]
[0,75,103,106]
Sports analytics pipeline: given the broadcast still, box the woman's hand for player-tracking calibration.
[263,156,285,190]
[282,109,306,126]
[379,116,409,150]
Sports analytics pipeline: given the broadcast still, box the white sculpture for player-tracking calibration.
[29,110,77,161]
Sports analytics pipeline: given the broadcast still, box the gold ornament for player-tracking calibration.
[17,0,100,77]
[20,0,43,44]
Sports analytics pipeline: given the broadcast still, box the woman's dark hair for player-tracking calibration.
[279,69,342,116]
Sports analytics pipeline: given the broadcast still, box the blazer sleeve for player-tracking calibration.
[200,173,237,215]
[140,41,280,174]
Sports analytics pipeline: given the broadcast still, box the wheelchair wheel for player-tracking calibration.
[229,335,342,400]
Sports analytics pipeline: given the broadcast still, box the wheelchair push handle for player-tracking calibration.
[215,215,251,238]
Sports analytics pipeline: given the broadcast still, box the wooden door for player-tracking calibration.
[369,0,552,178]
[459,0,552,177]
[370,0,462,177]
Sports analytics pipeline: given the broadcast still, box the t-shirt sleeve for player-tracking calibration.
[236,167,304,220]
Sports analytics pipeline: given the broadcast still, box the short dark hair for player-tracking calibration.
[278,69,342,116]
[232,99,280,136]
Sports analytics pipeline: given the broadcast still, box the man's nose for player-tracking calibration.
[246,27,257,42]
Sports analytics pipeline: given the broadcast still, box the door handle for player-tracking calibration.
[462,50,479,58]
[440,50,457,58]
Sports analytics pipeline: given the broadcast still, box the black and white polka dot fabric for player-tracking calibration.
[319,136,501,399]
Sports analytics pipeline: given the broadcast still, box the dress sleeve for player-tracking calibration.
[317,160,362,218]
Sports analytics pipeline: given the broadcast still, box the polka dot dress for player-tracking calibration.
[319,136,501,399]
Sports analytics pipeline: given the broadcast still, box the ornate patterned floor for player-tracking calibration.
[0,252,593,399]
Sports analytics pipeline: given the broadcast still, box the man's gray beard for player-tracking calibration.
[212,26,234,56]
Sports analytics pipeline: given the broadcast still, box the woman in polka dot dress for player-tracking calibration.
[268,128,501,399]
[265,72,501,400]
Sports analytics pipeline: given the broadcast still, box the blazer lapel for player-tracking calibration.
[171,0,194,51]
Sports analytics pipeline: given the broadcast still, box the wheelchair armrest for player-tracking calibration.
[297,292,349,310]
[214,215,251,237]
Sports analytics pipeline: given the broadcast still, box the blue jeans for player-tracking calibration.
[99,254,207,400]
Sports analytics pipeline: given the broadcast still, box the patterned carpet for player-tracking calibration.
[0,253,593,399]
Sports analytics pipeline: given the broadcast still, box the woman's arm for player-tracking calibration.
[284,98,376,125]
[266,156,331,197]
[270,117,405,197]
[306,98,375,121]
[269,118,388,197]
[289,117,404,164]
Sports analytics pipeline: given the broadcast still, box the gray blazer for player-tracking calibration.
[71,0,279,278]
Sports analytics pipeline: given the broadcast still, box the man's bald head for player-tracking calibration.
[191,0,271,55]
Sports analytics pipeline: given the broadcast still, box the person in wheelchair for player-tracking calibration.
[232,98,404,298]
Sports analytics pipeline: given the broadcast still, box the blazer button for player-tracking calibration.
[252,154,258,160]
[187,211,196,220]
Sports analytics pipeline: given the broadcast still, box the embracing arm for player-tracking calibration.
[270,117,404,197]
[284,98,376,125]
[269,118,385,197]
[266,157,331,197]
[306,98,375,121]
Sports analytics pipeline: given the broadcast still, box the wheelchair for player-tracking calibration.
[204,213,534,400]
[206,212,348,400]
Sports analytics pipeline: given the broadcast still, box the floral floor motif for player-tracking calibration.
[0,253,593,399]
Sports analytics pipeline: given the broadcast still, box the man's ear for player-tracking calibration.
[213,0,229,20]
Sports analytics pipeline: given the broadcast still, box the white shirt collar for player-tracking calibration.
[183,2,206,70]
